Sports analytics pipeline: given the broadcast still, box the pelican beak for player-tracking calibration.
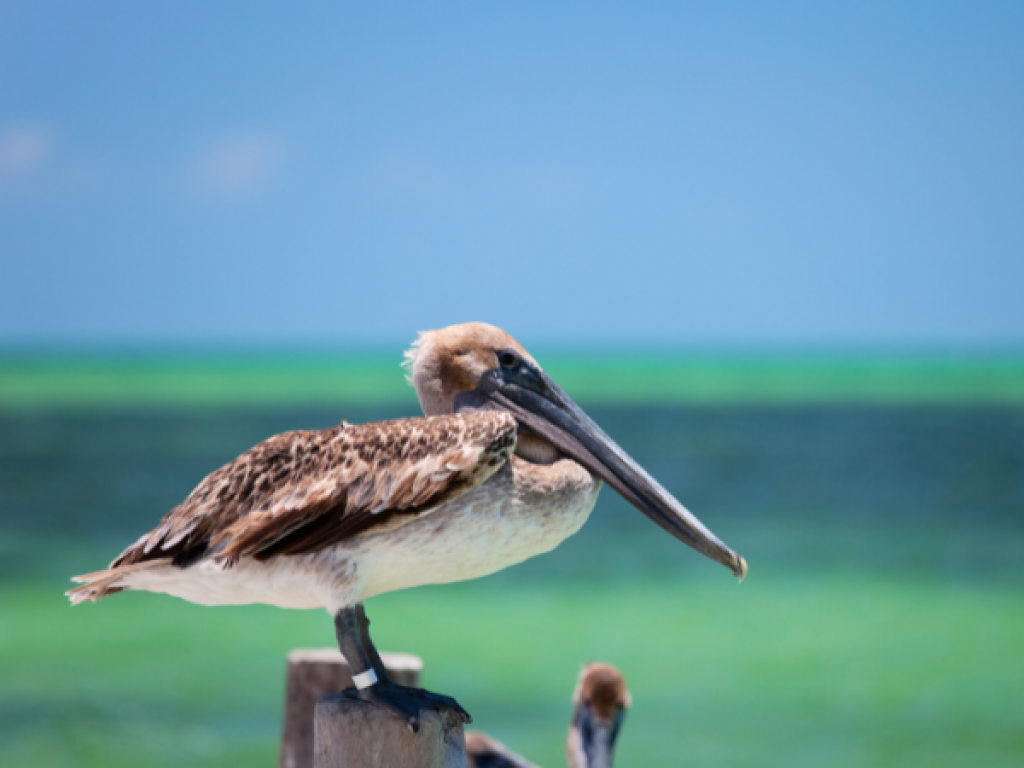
[572,702,626,768]
[467,364,747,580]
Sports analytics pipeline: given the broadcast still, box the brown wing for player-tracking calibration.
[111,412,517,569]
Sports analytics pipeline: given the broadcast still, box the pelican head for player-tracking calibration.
[406,322,747,579]
[568,663,631,768]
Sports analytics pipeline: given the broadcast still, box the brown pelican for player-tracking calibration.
[466,663,631,768]
[566,664,630,768]
[68,322,745,730]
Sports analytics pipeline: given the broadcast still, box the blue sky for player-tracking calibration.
[1,2,1022,345]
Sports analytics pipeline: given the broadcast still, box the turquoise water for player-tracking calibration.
[1,405,1022,767]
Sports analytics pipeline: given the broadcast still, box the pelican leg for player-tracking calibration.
[333,603,472,732]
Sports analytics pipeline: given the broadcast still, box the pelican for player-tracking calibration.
[68,322,745,730]
[466,662,631,768]
[566,663,630,768]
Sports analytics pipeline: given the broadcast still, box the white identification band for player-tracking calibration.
[352,669,378,689]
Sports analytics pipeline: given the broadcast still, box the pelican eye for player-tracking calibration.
[498,350,520,369]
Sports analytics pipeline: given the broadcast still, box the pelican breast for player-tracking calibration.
[356,455,601,600]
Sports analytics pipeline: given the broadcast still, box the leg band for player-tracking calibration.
[352,668,378,689]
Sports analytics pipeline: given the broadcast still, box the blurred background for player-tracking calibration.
[1,3,1022,767]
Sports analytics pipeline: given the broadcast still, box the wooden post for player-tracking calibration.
[315,694,468,768]
[280,649,423,768]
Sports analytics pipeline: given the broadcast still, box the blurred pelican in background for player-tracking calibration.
[467,663,631,768]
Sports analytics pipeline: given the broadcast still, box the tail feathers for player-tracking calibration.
[66,559,173,605]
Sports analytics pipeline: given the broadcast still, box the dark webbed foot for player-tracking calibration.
[345,680,472,732]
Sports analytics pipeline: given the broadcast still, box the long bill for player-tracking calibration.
[476,370,748,580]
[572,703,626,768]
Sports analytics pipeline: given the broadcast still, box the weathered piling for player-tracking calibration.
[280,649,423,768]
[315,694,468,768]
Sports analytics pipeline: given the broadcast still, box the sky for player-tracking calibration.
[1,2,1022,346]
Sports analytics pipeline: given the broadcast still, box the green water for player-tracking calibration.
[2,352,1023,406]
[1,404,1022,767]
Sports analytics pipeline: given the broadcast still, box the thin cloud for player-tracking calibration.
[0,125,52,179]
[189,133,284,200]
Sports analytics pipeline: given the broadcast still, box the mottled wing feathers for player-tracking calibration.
[111,412,517,569]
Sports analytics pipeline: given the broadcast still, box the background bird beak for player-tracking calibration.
[572,702,626,768]
[474,368,748,579]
